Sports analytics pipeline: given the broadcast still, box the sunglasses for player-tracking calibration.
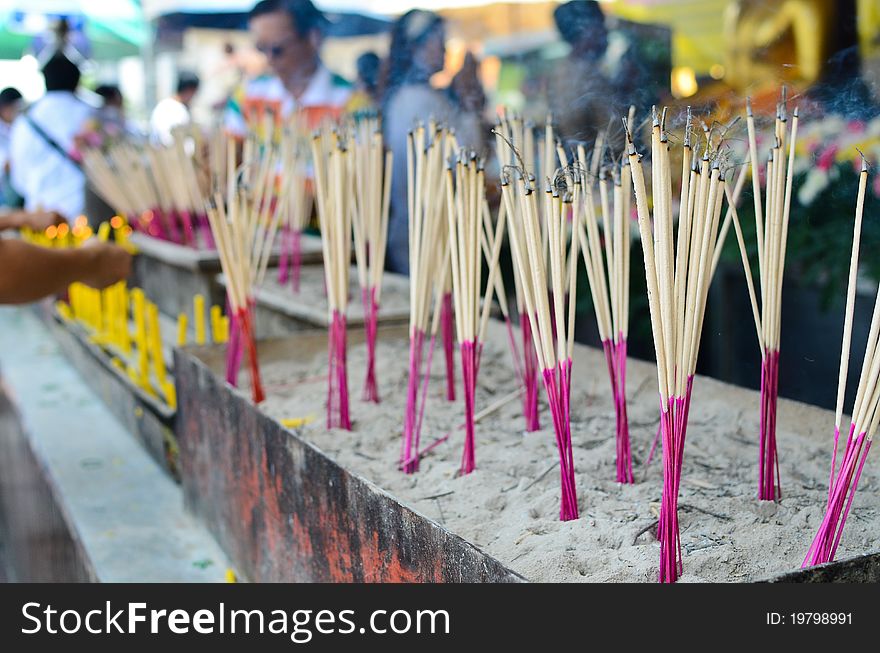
[256,38,295,60]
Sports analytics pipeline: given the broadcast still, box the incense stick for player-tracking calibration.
[400,124,453,473]
[203,134,286,403]
[575,136,635,483]
[625,107,731,581]
[493,112,543,431]
[728,94,800,500]
[805,159,875,566]
[312,127,354,429]
[350,115,393,403]
[444,151,505,474]
[502,156,579,521]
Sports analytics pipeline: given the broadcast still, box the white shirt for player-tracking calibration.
[0,120,11,172]
[9,91,94,221]
[150,97,191,146]
[224,64,351,136]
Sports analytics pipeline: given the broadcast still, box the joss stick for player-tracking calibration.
[493,112,541,431]
[400,124,452,473]
[727,95,799,500]
[445,152,504,474]
[311,128,353,429]
[805,159,875,566]
[204,136,285,403]
[277,113,313,290]
[350,116,393,403]
[575,139,634,483]
[502,162,579,521]
[625,106,730,581]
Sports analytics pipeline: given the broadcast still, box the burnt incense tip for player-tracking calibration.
[793,106,799,118]
[651,105,660,128]
[857,148,869,172]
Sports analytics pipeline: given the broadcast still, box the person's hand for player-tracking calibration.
[78,240,133,290]
[23,210,66,232]
[451,52,486,112]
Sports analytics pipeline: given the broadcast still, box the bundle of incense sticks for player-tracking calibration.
[350,116,393,403]
[501,165,580,521]
[733,95,799,501]
[444,152,506,474]
[204,138,287,404]
[400,123,453,473]
[83,132,214,247]
[149,127,214,247]
[625,108,732,581]
[311,128,354,429]
[492,111,544,432]
[804,160,875,567]
[277,119,313,291]
[575,143,634,483]
[85,142,168,237]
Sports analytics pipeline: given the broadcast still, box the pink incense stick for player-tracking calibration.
[327,309,351,429]
[657,375,694,583]
[758,349,782,500]
[277,226,290,285]
[459,340,478,474]
[441,291,456,401]
[148,207,174,242]
[224,302,242,386]
[804,430,871,566]
[520,312,541,431]
[541,360,578,520]
[603,335,633,483]
[401,329,427,473]
[197,213,215,249]
[178,209,196,247]
[236,303,264,404]
[361,286,380,403]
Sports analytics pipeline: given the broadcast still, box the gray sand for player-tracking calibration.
[251,322,879,582]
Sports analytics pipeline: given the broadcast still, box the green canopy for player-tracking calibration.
[0,1,148,60]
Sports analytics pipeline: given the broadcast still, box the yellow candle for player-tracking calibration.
[147,302,166,383]
[97,222,111,242]
[194,294,206,345]
[119,284,131,354]
[210,305,222,343]
[176,313,188,347]
[131,289,149,385]
[163,382,177,410]
[102,286,113,341]
[219,316,229,344]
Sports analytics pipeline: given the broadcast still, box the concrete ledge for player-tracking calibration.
[0,307,230,582]
[175,328,526,583]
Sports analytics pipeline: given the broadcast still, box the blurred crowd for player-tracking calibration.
[2,0,642,292]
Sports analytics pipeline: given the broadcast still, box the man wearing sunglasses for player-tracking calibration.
[225,0,352,134]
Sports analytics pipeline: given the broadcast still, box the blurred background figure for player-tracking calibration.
[355,52,382,107]
[548,0,618,146]
[8,53,94,223]
[0,87,24,209]
[383,9,485,274]
[94,84,129,138]
[150,72,200,146]
[225,0,352,134]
